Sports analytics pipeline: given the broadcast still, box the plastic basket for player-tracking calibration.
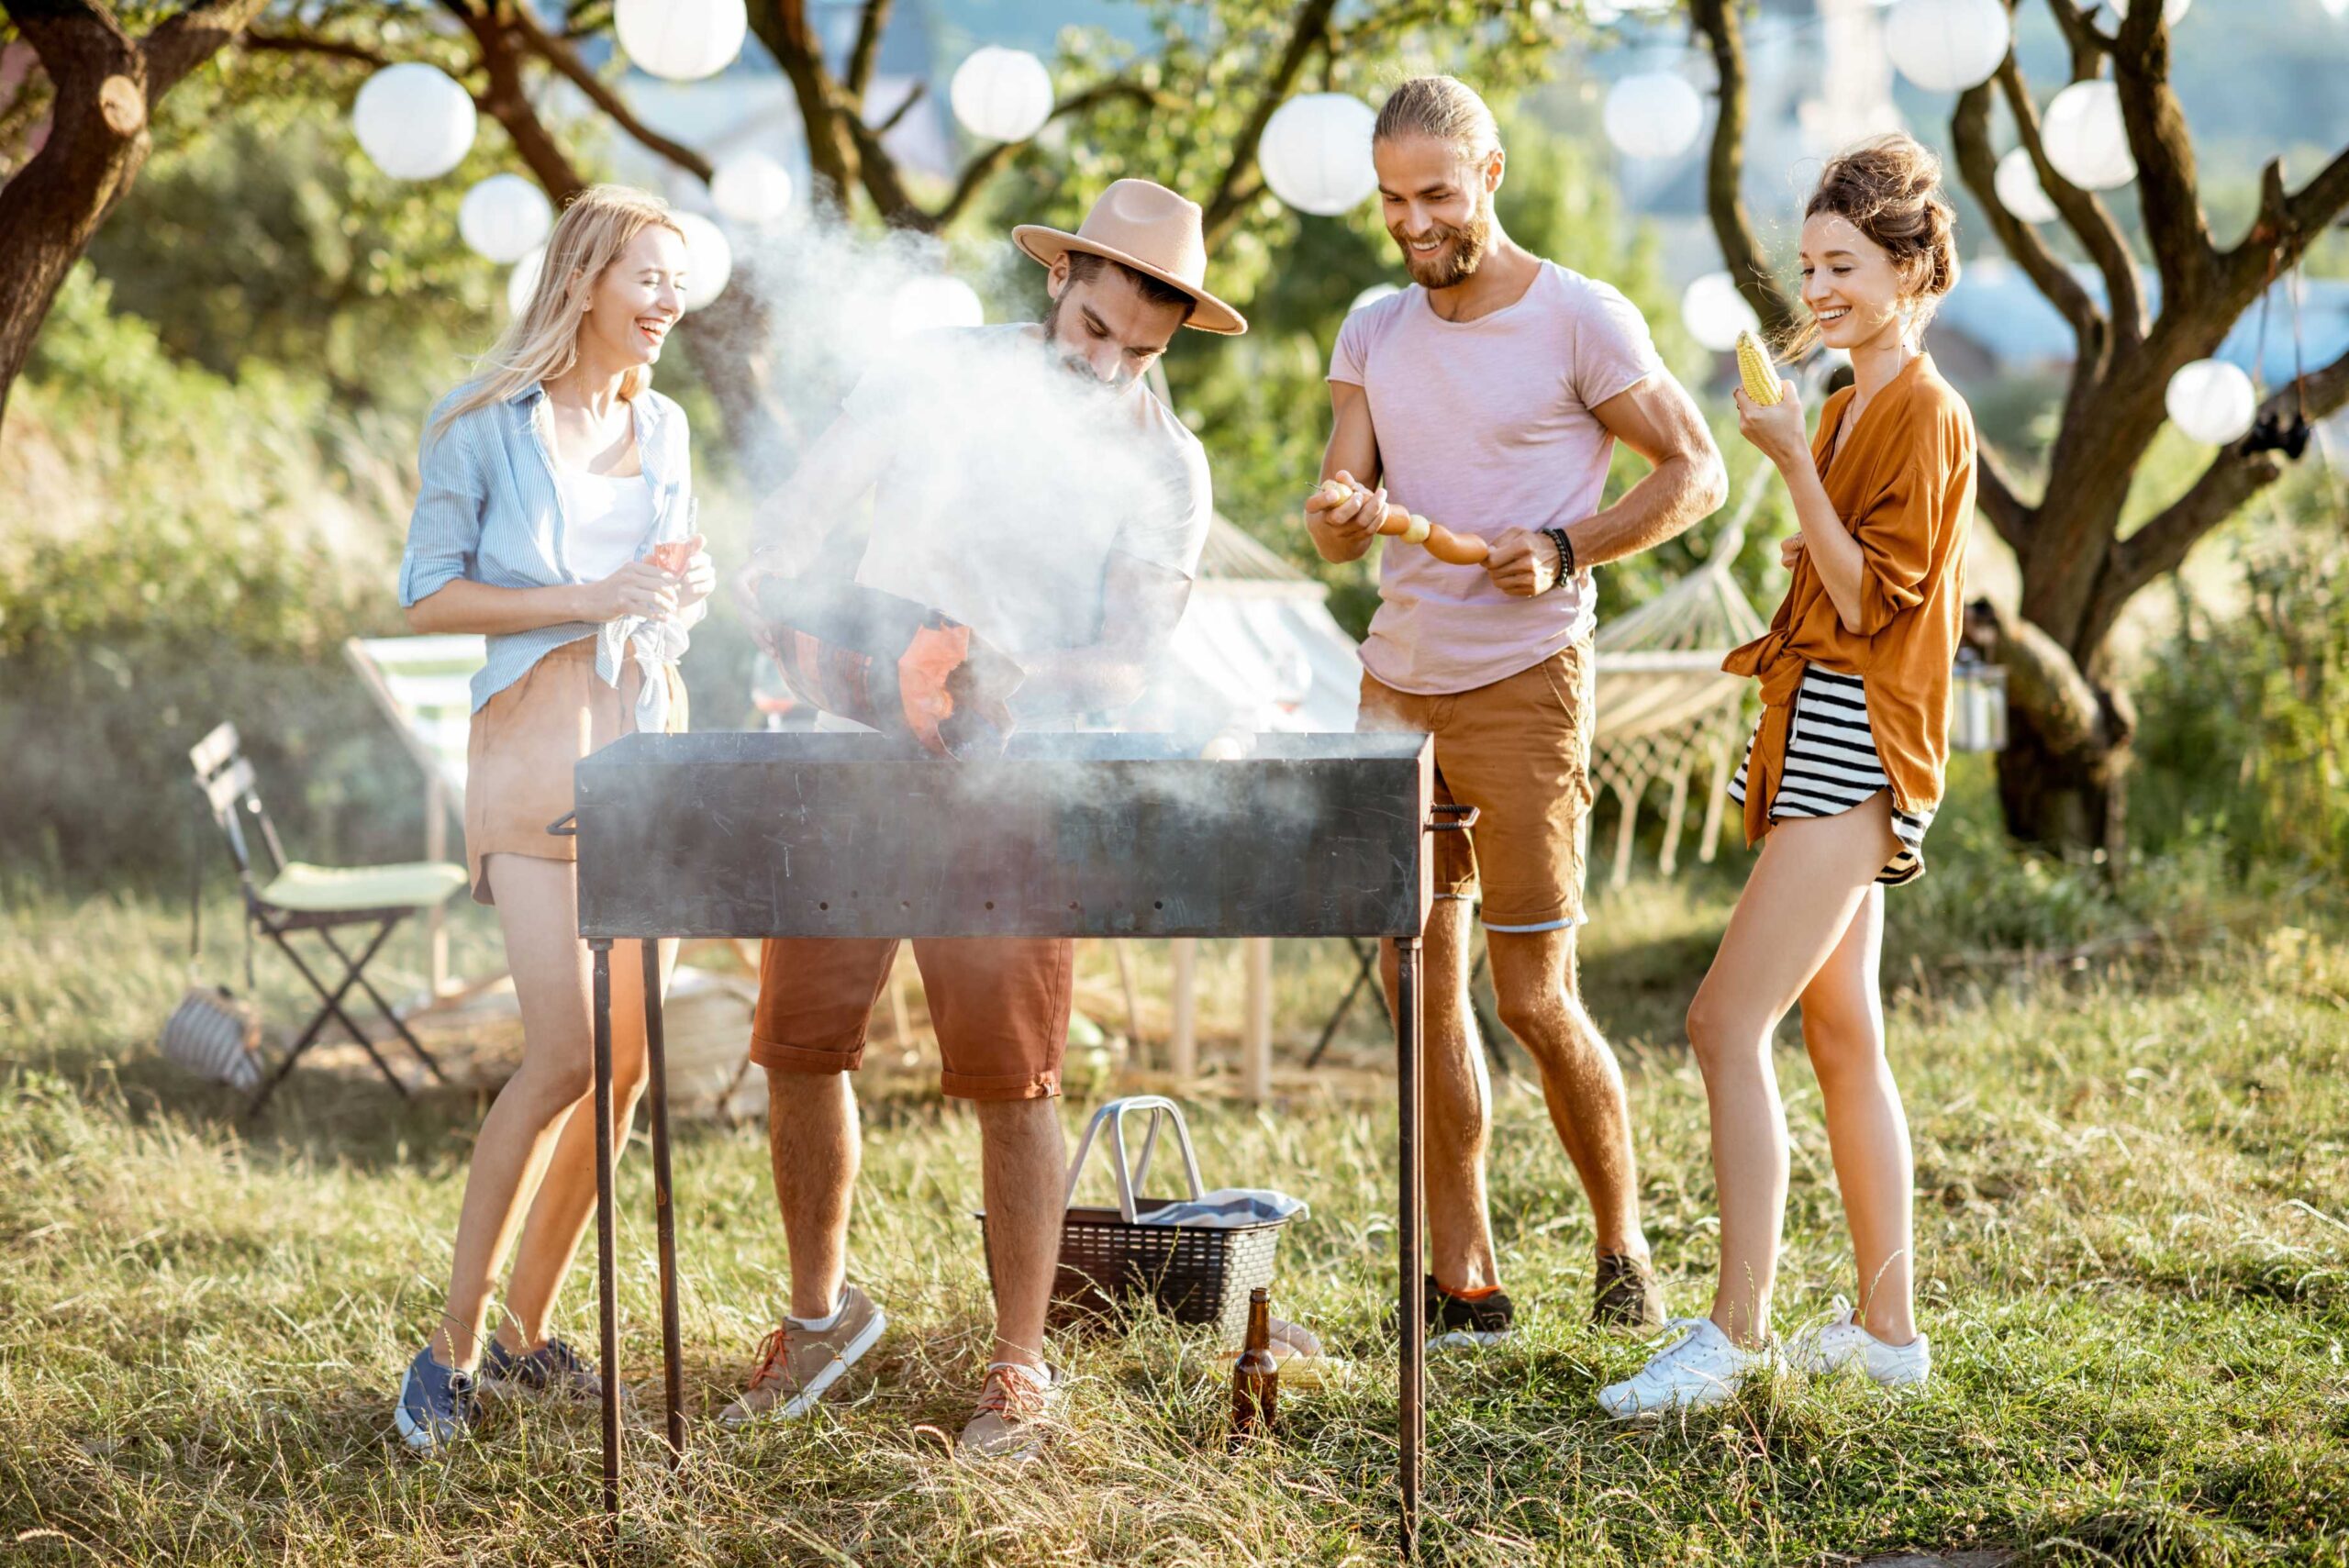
[981,1096,1285,1343]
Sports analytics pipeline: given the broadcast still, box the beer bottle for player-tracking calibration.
[1230,1285,1277,1448]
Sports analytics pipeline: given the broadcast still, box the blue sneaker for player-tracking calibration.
[481,1335,607,1405]
[395,1346,478,1451]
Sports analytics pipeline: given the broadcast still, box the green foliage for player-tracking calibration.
[2133,481,2349,875]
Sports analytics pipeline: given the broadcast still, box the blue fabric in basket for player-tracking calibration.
[1139,1188,1308,1228]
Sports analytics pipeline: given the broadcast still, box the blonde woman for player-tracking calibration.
[1601,136,1975,1418]
[394,185,714,1448]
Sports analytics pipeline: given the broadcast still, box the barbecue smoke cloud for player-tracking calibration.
[700,211,1240,741]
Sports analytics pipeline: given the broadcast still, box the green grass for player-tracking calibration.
[4,846,2347,1565]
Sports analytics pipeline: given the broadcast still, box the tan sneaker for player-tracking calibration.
[718,1284,886,1429]
[953,1362,1063,1463]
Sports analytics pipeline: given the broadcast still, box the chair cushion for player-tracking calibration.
[258,861,468,914]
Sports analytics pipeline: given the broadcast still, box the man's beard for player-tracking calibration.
[1398,201,1493,290]
[1041,295,1117,390]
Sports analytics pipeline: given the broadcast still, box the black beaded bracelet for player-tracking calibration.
[1542,526,1576,589]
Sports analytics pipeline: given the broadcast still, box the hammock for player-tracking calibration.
[1589,468,1771,886]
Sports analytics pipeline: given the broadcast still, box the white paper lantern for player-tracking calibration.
[458,174,552,264]
[615,0,745,83]
[2321,0,2348,19]
[889,274,985,338]
[2042,80,2135,191]
[949,46,1054,144]
[1351,282,1403,314]
[1883,0,2011,94]
[1603,73,1704,161]
[710,150,796,227]
[670,212,731,312]
[1259,94,1380,217]
[352,63,477,182]
[2165,359,2255,445]
[507,245,546,318]
[1993,147,2059,224]
[1680,271,1761,354]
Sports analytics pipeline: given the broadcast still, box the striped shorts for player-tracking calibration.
[1728,666,1932,886]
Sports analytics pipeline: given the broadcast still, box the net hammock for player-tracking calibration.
[1588,466,1772,886]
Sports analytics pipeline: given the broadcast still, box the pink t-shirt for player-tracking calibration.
[1330,261,1664,695]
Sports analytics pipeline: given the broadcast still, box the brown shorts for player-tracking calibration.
[1357,640,1596,931]
[463,637,688,905]
[751,938,1073,1101]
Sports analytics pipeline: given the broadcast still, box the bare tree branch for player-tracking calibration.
[239,29,398,72]
[145,0,273,93]
[926,77,1154,231]
[1996,51,2143,354]
[2108,2,2214,309]
[1950,76,2100,345]
[507,2,711,183]
[1198,0,1342,240]
[869,75,922,139]
[845,0,890,100]
[2099,337,2349,624]
[1687,0,1797,338]
[1974,442,2034,555]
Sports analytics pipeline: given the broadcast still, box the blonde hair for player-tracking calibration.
[432,184,686,439]
[1373,75,1502,166]
[1781,134,1960,359]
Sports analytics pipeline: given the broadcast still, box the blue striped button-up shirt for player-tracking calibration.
[398,382,702,715]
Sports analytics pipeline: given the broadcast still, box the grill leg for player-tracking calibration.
[642,939,685,1464]
[1396,934,1425,1559]
[591,939,621,1545]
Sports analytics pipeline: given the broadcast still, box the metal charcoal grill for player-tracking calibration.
[565,729,1455,1554]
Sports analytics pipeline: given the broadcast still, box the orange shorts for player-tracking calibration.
[1356,640,1596,931]
[751,938,1073,1101]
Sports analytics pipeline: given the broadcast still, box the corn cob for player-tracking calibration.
[1735,328,1782,406]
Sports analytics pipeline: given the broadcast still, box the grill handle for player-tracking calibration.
[1427,803,1479,832]
[546,810,578,839]
[1062,1095,1208,1222]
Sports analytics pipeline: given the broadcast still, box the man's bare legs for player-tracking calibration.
[763,1067,860,1321]
[762,1071,1063,1371]
[1380,899,1496,1292]
[1381,905,1649,1293]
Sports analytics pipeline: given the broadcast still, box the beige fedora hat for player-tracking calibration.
[1012,179,1247,336]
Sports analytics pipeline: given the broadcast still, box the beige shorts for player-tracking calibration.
[1356,640,1596,931]
[462,638,688,905]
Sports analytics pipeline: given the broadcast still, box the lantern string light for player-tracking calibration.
[1603,72,1704,161]
[615,0,746,83]
[353,63,477,182]
[1259,94,1380,217]
[949,47,1054,144]
[1883,0,2011,94]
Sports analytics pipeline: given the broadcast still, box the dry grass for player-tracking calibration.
[3,860,2346,1566]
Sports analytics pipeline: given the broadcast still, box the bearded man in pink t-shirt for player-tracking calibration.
[1307,76,1728,1342]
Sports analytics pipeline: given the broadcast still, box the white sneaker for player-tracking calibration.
[1787,1296,1932,1389]
[1598,1317,1780,1422]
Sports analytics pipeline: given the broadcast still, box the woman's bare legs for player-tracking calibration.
[1686,795,1897,1349]
[1798,885,1918,1345]
[429,854,660,1369]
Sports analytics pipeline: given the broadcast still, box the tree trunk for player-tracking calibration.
[0,11,150,424]
[1985,598,2138,871]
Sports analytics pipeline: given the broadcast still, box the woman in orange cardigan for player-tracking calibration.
[1602,136,1976,1418]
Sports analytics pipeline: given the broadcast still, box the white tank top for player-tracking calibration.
[559,467,657,583]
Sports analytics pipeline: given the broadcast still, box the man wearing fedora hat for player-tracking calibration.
[721,179,1244,1461]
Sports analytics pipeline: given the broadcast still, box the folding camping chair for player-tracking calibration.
[189,721,467,1118]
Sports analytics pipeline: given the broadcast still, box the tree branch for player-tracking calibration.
[2096,338,2349,632]
[869,74,921,138]
[144,0,272,95]
[1687,0,1797,338]
[2108,0,2213,310]
[845,0,890,100]
[1198,0,1341,240]
[1975,441,2034,555]
[745,0,859,210]
[1997,50,2143,354]
[926,77,1153,231]
[1950,76,2100,346]
[239,29,397,73]
[507,2,711,183]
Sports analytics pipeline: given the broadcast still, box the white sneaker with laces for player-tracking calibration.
[1787,1296,1931,1389]
[1598,1316,1780,1422]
